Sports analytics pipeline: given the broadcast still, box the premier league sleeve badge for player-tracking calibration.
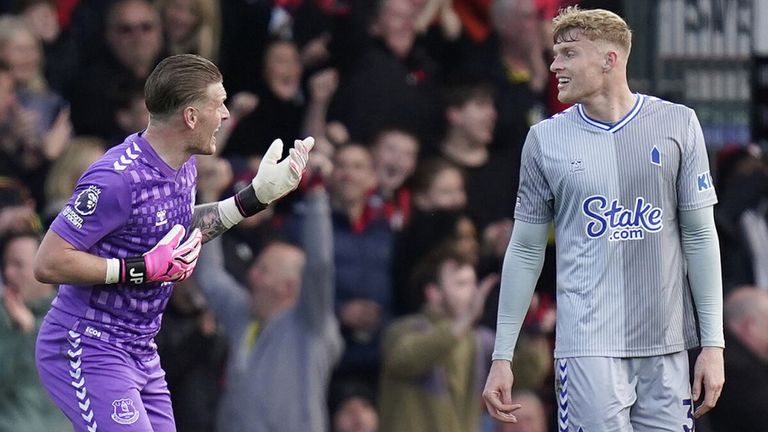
[74,186,102,216]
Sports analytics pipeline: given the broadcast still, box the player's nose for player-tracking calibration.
[550,56,563,72]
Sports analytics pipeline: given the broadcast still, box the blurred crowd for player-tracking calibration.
[0,0,766,431]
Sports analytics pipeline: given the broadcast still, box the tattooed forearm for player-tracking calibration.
[191,203,229,243]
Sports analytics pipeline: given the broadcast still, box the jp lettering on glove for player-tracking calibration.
[218,136,314,229]
[105,224,202,285]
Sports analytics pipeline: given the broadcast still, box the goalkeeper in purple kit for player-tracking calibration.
[33,54,314,432]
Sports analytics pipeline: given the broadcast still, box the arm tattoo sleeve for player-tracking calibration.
[191,203,229,244]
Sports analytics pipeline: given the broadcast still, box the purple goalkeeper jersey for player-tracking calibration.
[47,132,196,359]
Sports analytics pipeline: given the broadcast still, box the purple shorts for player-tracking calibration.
[35,318,176,432]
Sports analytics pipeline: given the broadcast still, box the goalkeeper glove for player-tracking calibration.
[106,224,202,285]
[219,137,314,228]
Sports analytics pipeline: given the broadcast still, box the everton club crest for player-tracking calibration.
[111,398,139,425]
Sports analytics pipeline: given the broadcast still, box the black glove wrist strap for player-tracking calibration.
[122,256,147,285]
[234,186,268,217]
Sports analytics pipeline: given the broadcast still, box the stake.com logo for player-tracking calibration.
[582,195,663,241]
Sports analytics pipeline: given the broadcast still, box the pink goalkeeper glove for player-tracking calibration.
[121,225,202,285]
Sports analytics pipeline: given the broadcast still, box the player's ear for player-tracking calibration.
[183,106,198,129]
[603,51,618,72]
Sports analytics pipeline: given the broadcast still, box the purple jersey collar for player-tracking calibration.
[128,132,187,178]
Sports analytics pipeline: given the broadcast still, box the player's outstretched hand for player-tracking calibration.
[253,137,315,205]
[482,359,522,423]
[137,225,202,284]
[692,346,724,418]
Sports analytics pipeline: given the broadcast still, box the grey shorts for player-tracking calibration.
[555,351,695,432]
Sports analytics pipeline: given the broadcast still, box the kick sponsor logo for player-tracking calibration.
[582,195,663,241]
[697,170,713,192]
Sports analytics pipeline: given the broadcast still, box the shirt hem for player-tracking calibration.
[554,341,697,358]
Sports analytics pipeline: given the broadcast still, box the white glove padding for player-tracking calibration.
[252,137,315,204]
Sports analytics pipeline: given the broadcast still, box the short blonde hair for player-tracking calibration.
[552,6,632,53]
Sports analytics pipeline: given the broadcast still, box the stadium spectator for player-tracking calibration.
[0,17,72,206]
[329,0,443,145]
[217,0,333,94]
[0,232,69,432]
[378,246,497,432]
[195,188,342,432]
[304,68,340,149]
[17,0,80,93]
[370,127,419,230]
[331,382,379,432]
[322,143,394,395]
[458,0,549,161]
[0,14,71,145]
[224,39,338,159]
[411,0,471,77]
[410,157,466,212]
[66,0,165,140]
[156,0,221,61]
[392,209,478,315]
[436,78,516,231]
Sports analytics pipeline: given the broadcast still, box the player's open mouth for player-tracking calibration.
[557,77,570,88]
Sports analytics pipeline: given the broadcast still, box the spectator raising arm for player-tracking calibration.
[297,187,336,330]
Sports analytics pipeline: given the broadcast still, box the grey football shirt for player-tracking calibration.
[515,94,717,357]
[48,132,197,359]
